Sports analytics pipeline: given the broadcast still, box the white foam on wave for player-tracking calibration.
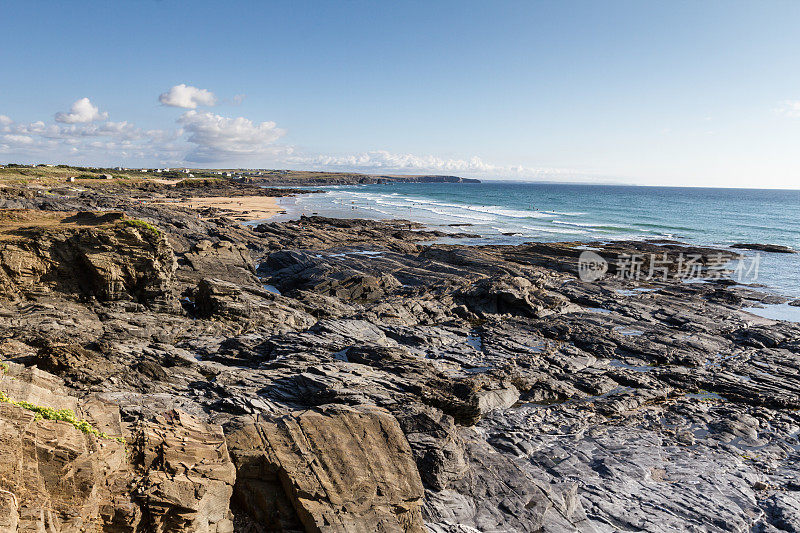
[374,199,415,208]
[386,195,557,220]
[396,197,464,209]
[335,191,562,224]
[550,220,635,230]
[415,205,498,222]
[551,220,602,228]
[311,189,641,239]
[342,193,499,222]
[462,205,556,219]
[520,224,589,235]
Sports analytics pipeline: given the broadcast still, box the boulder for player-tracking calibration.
[193,277,316,333]
[422,376,521,426]
[393,404,468,491]
[312,273,402,302]
[460,276,572,318]
[226,404,426,533]
[179,239,258,285]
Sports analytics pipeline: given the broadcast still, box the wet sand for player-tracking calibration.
[167,196,285,221]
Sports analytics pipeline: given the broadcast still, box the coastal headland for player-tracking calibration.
[0,165,797,531]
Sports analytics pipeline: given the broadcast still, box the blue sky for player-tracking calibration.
[1,0,799,187]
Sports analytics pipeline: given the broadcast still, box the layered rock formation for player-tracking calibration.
[0,180,799,532]
[0,362,130,532]
[0,362,239,532]
[227,405,425,533]
[0,210,176,310]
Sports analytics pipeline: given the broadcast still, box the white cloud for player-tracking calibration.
[2,134,34,145]
[3,98,573,178]
[159,84,217,109]
[2,92,578,179]
[0,106,184,166]
[6,119,146,143]
[0,94,254,167]
[777,100,800,118]
[178,110,286,162]
[54,98,108,124]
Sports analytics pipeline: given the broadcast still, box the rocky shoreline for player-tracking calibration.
[0,179,798,532]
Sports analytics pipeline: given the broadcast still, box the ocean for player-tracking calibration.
[270,182,800,300]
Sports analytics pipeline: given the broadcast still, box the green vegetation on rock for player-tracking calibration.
[0,390,125,443]
[122,218,161,236]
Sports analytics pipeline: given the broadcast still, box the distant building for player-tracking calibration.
[101,173,113,179]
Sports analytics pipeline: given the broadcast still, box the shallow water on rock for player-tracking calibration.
[614,326,644,336]
[742,302,800,323]
[465,332,483,352]
[615,288,659,296]
[609,359,655,372]
[262,284,281,295]
[685,391,726,402]
[584,306,612,314]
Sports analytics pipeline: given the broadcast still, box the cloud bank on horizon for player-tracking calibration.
[291,151,570,179]
[1,84,798,185]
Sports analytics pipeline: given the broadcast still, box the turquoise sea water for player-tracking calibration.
[271,182,800,299]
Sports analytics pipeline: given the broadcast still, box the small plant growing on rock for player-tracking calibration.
[122,218,161,236]
[0,391,125,443]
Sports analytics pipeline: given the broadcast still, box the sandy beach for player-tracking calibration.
[166,195,286,221]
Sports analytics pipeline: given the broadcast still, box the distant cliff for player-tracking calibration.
[373,175,481,184]
[238,170,480,186]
